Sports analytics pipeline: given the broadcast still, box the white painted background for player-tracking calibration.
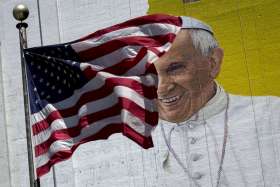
[0,0,149,186]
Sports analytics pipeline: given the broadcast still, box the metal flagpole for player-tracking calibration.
[13,4,40,187]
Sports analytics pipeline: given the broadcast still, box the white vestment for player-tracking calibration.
[153,84,280,187]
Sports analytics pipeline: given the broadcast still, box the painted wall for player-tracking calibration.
[148,0,280,96]
[0,0,148,186]
[1,0,278,186]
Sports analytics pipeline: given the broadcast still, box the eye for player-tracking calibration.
[166,63,186,74]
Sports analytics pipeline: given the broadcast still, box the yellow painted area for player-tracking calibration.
[148,0,280,96]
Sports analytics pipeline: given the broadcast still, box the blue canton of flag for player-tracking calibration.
[25,44,87,112]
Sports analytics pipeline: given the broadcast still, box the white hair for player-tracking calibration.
[188,29,219,56]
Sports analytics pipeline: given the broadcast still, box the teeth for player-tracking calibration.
[160,96,180,103]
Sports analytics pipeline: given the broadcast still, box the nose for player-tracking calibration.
[157,75,175,96]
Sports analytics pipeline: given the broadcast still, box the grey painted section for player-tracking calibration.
[0,0,148,186]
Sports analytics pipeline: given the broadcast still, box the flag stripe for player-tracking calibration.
[84,45,142,69]
[36,109,154,169]
[31,73,156,117]
[101,47,148,75]
[34,94,157,153]
[35,101,156,157]
[32,84,157,136]
[76,14,181,42]
[36,122,153,177]
[72,23,179,53]
[77,34,177,61]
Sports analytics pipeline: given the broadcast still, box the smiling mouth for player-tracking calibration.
[158,94,183,105]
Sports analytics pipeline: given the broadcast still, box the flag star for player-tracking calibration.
[34,87,37,92]
[63,79,67,84]
[47,56,51,59]
[31,62,34,66]
[37,65,41,70]
[35,100,39,104]
[39,78,44,83]
[58,89,62,94]
[40,91,45,96]
[44,69,48,73]
[77,74,80,78]
[57,76,60,81]
[46,82,50,86]
[51,85,55,90]
[57,66,61,71]
[32,74,36,78]
[46,95,51,99]
[50,72,54,77]
[72,62,77,65]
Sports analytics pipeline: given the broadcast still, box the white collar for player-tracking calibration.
[159,82,228,126]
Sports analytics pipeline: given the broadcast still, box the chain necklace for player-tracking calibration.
[160,93,230,187]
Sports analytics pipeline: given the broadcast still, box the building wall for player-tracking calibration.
[0,37,11,187]
[0,0,148,186]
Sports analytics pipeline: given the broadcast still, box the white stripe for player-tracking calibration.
[82,42,172,71]
[124,42,173,76]
[122,109,154,137]
[71,23,180,53]
[124,50,158,76]
[86,45,142,69]
[35,109,154,168]
[33,85,156,145]
[155,42,173,53]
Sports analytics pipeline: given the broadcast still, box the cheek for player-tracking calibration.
[195,68,212,86]
[173,72,199,91]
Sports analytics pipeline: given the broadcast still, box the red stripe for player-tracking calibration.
[123,124,153,149]
[147,46,166,57]
[78,34,176,61]
[34,97,157,157]
[36,122,153,177]
[32,110,61,135]
[76,14,181,42]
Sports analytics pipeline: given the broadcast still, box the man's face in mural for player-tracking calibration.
[154,30,223,122]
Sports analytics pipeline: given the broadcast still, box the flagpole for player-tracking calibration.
[13,4,40,187]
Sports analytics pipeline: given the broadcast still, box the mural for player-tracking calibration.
[147,1,280,186]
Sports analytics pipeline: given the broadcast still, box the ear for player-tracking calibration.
[210,47,224,78]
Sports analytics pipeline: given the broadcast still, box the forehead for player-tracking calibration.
[155,30,196,68]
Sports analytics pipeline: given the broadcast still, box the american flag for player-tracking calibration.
[24,14,182,177]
